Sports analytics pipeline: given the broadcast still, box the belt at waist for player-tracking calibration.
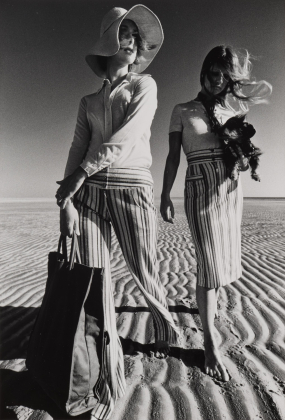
[186,148,224,165]
[85,167,153,189]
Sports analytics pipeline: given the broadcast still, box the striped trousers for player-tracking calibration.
[185,149,243,289]
[74,169,178,419]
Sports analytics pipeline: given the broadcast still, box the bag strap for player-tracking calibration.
[57,234,81,269]
[69,233,82,270]
[57,234,68,260]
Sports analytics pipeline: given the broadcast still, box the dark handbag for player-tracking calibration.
[26,234,105,416]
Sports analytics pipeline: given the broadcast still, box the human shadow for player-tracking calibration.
[0,306,39,360]
[120,337,205,370]
[0,345,205,420]
[0,304,202,419]
[0,305,199,360]
[116,305,199,315]
[0,306,87,419]
[0,369,92,420]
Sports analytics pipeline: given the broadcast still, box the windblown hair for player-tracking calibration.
[200,45,272,111]
[97,32,156,70]
[133,34,156,65]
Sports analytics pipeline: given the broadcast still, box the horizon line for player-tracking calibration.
[0,196,284,203]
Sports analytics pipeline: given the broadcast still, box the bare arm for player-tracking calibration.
[160,132,182,223]
[56,166,88,209]
[59,200,80,238]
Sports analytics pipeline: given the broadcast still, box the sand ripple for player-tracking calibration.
[1,200,285,420]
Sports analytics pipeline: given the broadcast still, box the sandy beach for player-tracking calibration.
[0,198,285,420]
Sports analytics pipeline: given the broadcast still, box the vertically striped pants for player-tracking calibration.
[185,149,243,289]
[74,168,178,419]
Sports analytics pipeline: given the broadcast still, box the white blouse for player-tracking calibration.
[64,73,157,177]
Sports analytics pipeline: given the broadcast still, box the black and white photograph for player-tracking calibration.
[1,0,285,419]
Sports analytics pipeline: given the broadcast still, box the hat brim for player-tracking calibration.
[85,4,164,78]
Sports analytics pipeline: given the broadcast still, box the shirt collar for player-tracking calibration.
[96,72,134,95]
[125,72,133,83]
[103,72,133,87]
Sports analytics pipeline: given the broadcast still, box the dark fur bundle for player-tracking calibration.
[218,114,262,181]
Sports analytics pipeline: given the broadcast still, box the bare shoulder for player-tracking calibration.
[172,100,203,115]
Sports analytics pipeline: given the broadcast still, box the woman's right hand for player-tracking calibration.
[60,200,80,238]
[160,132,182,224]
[160,195,175,224]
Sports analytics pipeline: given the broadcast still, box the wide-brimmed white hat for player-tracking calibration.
[85,4,164,78]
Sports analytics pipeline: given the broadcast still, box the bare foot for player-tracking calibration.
[204,342,230,381]
[152,340,170,359]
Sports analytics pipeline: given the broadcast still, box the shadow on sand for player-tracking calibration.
[0,307,39,360]
[120,337,204,369]
[0,305,203,420]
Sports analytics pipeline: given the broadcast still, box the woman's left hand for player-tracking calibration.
[160,195,175,224]
[227,143,249,171]
[238,156,249,171]
[56,167,88,209]
[233,145,249,171]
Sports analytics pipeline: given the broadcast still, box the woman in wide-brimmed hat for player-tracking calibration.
[85,4,164,77]
[55,5,178,420]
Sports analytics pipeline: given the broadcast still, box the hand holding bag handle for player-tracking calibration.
[57,233,81,269]
[68,232,81,269]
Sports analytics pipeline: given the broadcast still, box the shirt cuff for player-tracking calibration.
[80,163,97,177]
[80,161,106,176]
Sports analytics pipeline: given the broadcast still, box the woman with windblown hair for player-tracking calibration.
[160,45,272,381]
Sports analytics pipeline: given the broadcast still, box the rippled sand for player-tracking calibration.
[1,198,285,420]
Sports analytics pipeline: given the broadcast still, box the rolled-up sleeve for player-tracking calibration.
[169,104,183,134]
[64,98,91,177]
[80,76,157,176]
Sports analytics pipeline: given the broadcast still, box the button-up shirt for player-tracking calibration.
[64,72,157,178]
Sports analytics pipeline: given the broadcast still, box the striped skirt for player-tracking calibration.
[185,149,243,288]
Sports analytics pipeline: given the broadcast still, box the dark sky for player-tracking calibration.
[1,0,284,199]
